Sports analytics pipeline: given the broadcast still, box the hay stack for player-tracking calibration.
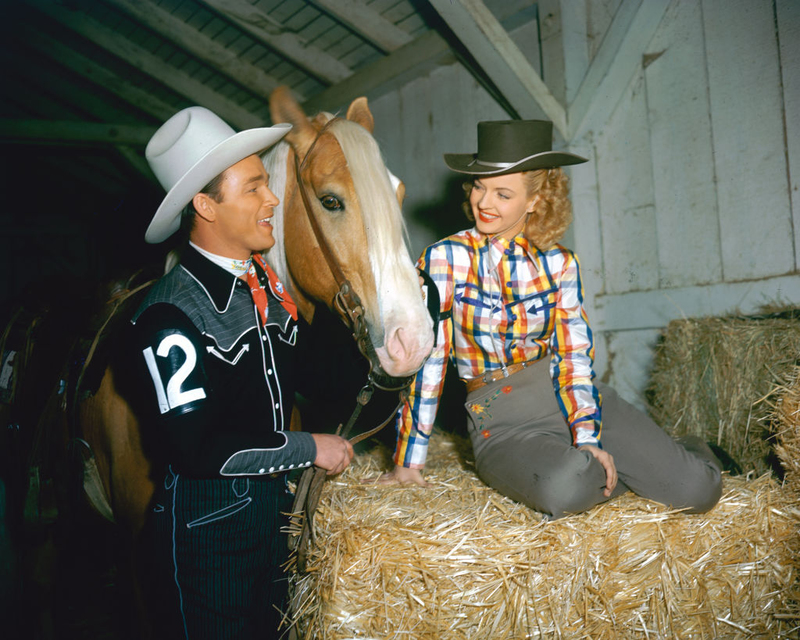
[288,432,800,639]
[770,365,800,491]
[647,314,800,475]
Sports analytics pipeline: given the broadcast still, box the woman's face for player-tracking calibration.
[470,172,536,240]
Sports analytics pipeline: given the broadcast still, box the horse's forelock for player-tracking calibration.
[330,120,411,272]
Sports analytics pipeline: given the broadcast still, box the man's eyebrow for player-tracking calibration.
[245,173,266,184]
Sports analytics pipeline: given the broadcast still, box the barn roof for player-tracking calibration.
[2,1,544,221]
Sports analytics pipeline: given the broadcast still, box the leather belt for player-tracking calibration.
[464,360,535,394]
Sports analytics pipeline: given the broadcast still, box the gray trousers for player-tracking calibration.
[465,358,722,519]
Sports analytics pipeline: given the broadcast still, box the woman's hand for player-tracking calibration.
[363,465,428,487]
[579,444,617,497]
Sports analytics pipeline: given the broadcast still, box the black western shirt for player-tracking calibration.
[130,247,317,478]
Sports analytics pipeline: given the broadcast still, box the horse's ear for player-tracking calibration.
[269,86,316,154]
[395,180,406,207]
[346,97,374,134]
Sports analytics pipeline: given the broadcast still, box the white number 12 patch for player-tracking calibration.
[143,334,207,414]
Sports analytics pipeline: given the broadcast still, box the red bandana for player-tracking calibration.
[245,254,298,325]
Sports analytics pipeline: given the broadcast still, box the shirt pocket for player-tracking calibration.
[510,287,557,343]
[205,330,254,366]
[454,282,499,332]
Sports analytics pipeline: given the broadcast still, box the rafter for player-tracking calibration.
[427,0,567,138]
[202,0,353,84]
[26,0,263,129]
[308,0,412,53]
[17,23,176,122]
[104,0,291,103]
[301,29,449,114]
[0,120,155,146]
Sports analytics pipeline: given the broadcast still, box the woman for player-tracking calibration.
[379,120,722,519]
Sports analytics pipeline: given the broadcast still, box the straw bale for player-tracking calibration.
[287,432,800,639]
[768,364,800,491]
[647,314,800,475]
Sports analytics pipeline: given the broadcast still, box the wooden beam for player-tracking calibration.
[427,0,567,137]
[301,29,449,114]
[568,0,670,141]
[308,0,411,53]
[26,0,263,129]
[17,24,177,122]
[202,0,352,84]
[0,119,155,146]
[104,0,290,103]
[116,144,159,184]
[593,274,800,331]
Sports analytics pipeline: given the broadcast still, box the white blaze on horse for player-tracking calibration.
[78,88,434,534]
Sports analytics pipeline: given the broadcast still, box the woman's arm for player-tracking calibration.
[549,250,603,448]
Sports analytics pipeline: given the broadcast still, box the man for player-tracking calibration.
[129,106,354,638]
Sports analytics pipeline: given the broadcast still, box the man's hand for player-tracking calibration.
[579,444,617,497]
[363,465,428,487]
[311,433,354,475]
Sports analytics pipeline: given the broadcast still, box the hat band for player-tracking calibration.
[467,158,516,168]
[467,150,555,169]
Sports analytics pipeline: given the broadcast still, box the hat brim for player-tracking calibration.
[145,123,292,244]
[443,150,588,176]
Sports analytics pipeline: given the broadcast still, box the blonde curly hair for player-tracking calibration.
[462,168,572,251]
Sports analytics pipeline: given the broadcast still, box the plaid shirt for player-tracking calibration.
[395,228,602,468]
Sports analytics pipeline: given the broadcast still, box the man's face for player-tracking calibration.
[200,154,280,259]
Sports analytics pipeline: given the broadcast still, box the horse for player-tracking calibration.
[77,86,434,538]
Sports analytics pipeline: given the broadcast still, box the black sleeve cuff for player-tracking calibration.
[218,431,317,476]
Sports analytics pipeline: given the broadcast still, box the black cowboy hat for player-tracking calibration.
[443,120,588,176]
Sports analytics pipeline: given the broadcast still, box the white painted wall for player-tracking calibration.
[366,0,800,411]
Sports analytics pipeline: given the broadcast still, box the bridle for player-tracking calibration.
[289,118,423,571]
[292,117,415,397]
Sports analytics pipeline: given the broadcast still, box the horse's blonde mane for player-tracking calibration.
[260,141,291,288]
[261,113,411,307]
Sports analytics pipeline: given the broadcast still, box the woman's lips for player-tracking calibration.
[477,210,498,224]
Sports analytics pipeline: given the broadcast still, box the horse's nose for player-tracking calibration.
[382,325,433,377]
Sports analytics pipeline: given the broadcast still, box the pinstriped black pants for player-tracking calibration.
[142,467,293,639]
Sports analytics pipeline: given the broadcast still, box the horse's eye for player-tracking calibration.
[320,195,343,212]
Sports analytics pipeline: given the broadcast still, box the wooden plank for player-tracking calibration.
[27,0,262,129]
[594,273,800,331]
[559,0,590,104]
[116,144,159,183]
[777,0,800,270]
[644,0,722,288]
[0,119,155,146]
[586,0,624,62]
[204,0,352,84]
[301,30,449,114]
[603,328,662,409]
[309,0,412,52]
[702,0,793,281]
[17,24,177,121]
[538,0,566,107]
[398,76,435,229]
[569,0,670,141]
[105,0,286,102]
[595,69,659,295]
[428,0,567,137]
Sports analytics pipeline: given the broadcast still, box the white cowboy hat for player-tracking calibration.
[145,106,292,243]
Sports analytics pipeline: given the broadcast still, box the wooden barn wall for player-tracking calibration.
[367,0,799,410]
